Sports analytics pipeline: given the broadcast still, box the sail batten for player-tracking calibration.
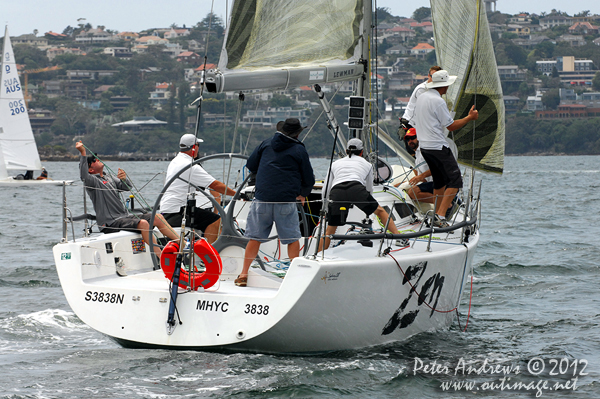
[207,0,365,93]
[0,26,42,173]
[431,0,505,173]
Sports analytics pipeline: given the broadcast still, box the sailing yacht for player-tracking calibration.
[0,26,73,186]
[52,0,503,353]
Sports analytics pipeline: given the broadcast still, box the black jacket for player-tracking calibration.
[246,132,314,202]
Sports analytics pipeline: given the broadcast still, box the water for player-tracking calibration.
[1,156,599,398]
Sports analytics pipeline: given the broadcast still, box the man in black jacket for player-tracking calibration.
[235,118,315,287]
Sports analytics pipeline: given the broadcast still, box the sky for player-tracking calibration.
[4,0,600,37]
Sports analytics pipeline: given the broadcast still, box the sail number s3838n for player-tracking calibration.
[85,291,124,304]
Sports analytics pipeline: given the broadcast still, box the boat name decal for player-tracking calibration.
[196,300,229,312]
[244,304,269,315]
[60,252,72,260]
[321,271,341,283]
[381,261,445,335]
[309,70,324,80]
[85,291,124,304]
[333,69,355,78]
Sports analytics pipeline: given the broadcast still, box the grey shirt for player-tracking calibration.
[79,155,131,228]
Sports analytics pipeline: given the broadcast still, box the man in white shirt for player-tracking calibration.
[412,70,479,227]
[160,134,237,243]
[319,138,399,250]
[400,65,442,132]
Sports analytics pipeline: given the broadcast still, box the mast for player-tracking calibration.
[355,0,372,143]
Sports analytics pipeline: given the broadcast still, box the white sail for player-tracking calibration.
[0,26,42,172]
[206,0,367,93]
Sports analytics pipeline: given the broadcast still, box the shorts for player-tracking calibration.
[244,200,301,245]
[420,147,463,190]
[327,181,379,226]
[102,213,154,234]
[417,181,434,193]
[163,206,220,232]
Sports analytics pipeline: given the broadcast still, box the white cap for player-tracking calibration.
[347,138,364,151]
[179,134,203,151]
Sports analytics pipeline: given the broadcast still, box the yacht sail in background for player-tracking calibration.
[0,26,72,186]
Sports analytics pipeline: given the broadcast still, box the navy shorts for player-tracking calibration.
[417,181,434,193]
[327,181,379,226]
[420,147,463,190]
[163,206,220,232]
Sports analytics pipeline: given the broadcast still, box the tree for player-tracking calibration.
[412,7,431,22]
[269,94,294,108]
[593,72,600,91]
[542,89,560,110]
[376,7,393,22]
[51,99,91,135]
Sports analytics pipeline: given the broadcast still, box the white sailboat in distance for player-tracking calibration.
[0,26,72,186]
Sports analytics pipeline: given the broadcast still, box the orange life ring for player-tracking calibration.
[161,239,222,290]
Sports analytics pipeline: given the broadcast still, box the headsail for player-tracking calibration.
[206,0,367,93]
[431,0,505,173]
[0,26,42,172]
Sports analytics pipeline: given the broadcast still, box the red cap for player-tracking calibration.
[404,128,416,139]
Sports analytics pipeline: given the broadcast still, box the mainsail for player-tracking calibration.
[206,0,367,93]
[431,0,505,173]
[0,26,42,174]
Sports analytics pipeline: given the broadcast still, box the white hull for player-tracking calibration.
[53,198,479,353]
[0,178,74,187]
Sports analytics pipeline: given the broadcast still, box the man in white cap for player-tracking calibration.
[412,69,479,227]
[319,138,400,250]
[160,134,237,244]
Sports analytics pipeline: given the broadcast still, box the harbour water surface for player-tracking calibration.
[0,156,598,398]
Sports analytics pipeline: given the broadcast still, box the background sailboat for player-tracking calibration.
[0,26,72,186]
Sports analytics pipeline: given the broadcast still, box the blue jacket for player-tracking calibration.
[247,132,314,202]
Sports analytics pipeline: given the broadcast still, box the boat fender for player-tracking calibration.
[161,239,223,290]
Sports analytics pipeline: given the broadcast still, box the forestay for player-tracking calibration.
[206,0,367,93]
[431,0,505,173]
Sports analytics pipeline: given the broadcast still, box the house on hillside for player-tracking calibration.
[240,107,308,129]
[44,31,68,40]
[112,116,168,133]
[164,28,190,39]
[568,22,599,35]
[103,47,132,59]
[388,26,415,42]
[11,34,49,49]
[135,36,169,46]
[410,43,434,59]
[497,65,527,82]
[117,32,139,41]
[385,44,409,55]
[75,28,114,44]
[149,82,172,109]
[177,51,202,65]
[539,15,572,29]
[46,47,85,60]
[557,34,586,47]
[505,24,530,38]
